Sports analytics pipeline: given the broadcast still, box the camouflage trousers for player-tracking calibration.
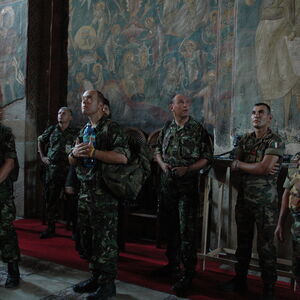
[78,185,118,282]
[0,186,20,263]
[160,174,199,274]
[235,199,278,284]
[45,165,68,226]
[291,212,300,278]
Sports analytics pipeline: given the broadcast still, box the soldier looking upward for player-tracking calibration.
[69,90,130,300]
[154,94,212,297]
[38,107,78,238]
[220,103,285,300]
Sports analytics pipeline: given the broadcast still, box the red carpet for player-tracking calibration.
[15,219,295,299]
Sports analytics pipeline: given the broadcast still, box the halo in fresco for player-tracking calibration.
[74,26,97,50]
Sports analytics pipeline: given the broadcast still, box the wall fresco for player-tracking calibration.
[67,0,299,148]
[67,0,220,133]
[0,0,26,107]
[233,0,300,147]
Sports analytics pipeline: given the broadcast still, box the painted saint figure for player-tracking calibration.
[255,0,300,125]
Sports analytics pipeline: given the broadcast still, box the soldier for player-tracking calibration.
[275,152,300,294]
[220,103,285,300]
[0,120,20,288]
[154,94,212,297]
[69,90,130,300]
[38,107,78,238]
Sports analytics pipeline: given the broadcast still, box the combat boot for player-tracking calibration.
[73,274,99,293]
[40,223,55,239]
[218,275,248,293]
[86,281,116,300]
[171,271,195,297]
[5,261,20,288]
[262,283,275,300]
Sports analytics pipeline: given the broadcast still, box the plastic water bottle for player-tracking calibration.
[83,124,96,168]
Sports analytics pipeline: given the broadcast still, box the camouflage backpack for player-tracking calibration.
[0,124,19,182]
[101,124,152,204]
[289,168,300,212]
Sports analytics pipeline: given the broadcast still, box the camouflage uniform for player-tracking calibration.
[155,117,212,275]
[0,124,20,263]
[235,129,284,284]
[283,163,300,278]
[76,115,130,282]
[38,124,78,226]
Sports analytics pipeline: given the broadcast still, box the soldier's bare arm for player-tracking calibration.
[231,154,279,175]
[93,149,128,164]
[275,189,290,242]
[0,158,14,184]
[73,138,128,164]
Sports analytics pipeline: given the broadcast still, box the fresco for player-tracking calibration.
[0,0,26,107]
[67,0,220,133]
[214,0,235,149]
[233,0,300,146]
[67,0,299,148]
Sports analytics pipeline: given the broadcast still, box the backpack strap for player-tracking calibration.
[101,119,112,150]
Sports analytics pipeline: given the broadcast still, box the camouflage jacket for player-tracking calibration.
[283,164,300,212]
[236,129,285,187]
[76,115,130,187]
[0,123,17,189]
[38,124,78,166]
[154,117,213,171]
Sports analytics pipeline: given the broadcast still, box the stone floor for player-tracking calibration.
[0,256,186,300]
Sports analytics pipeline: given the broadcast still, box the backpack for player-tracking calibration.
[0,124,20,182]
[101,124,152,204]
[289,169,300,212]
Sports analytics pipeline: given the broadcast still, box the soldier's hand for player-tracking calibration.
[41,157,50,165]
[65,186,75,195]
[172,166,189,177]
[231,160,240,171]
[162,163,171,174]
[275,225,284,242]
[72,139,90,158]
[268,163,280,175]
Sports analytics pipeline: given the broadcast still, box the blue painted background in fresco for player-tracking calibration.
[0,0,26,107]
